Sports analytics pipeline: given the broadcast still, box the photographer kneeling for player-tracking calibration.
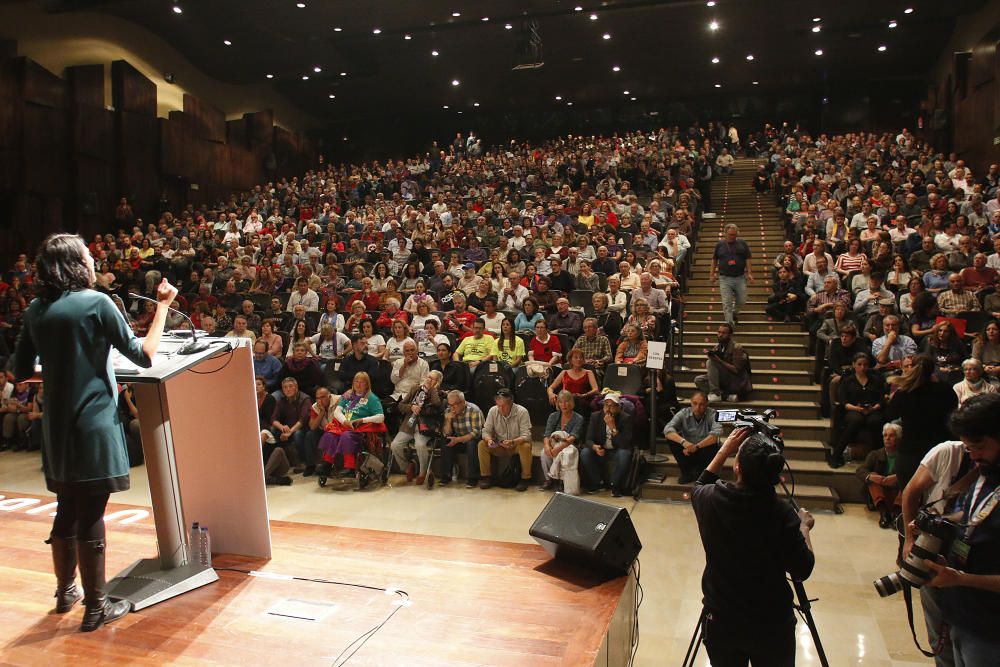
[917,393,1000,665]
[692,426,816,666]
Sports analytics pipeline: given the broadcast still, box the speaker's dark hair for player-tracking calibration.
[34,234,94,302]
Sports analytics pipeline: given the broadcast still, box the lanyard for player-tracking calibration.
[965,475,1000,538]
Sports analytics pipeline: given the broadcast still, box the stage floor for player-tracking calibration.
[0,491,630,666]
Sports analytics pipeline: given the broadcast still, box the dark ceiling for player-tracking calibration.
[39,0,988,124]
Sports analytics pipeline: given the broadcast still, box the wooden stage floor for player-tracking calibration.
[0,491,634,666]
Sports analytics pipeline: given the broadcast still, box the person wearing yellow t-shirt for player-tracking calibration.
[454,319,497,368]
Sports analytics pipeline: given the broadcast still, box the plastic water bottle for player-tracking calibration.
[187,522,199,565]
[200,526,211,567]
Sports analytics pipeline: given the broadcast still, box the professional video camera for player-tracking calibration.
[873,508,961,597]
[715,408,784,451]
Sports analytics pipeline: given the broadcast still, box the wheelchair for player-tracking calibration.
[316,430,391,491]
[392,428,455,490]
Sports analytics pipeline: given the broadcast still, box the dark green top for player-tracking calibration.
[14,289,151,494]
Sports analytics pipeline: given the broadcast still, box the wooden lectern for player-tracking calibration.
[108,336,271,610]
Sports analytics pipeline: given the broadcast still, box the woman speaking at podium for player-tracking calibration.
[13,234,177,632]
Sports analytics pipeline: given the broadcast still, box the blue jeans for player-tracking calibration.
[718,274,747,326]
[951,624,999,667]
[579,446,632,492]
[272,427,307,465]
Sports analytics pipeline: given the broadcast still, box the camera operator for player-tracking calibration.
[917,393,1000,664]
[692,426,815,666]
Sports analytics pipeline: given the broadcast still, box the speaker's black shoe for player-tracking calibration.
[77,539,130,632]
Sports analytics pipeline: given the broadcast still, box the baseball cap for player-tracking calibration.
[604,393,622,404]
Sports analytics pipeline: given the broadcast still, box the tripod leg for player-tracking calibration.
[793,580,829,667]
[681,609,706,667]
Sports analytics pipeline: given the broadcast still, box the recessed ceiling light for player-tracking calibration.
[602,33,611,40]
[172,5,182,14]
[328,94,335,99]
[590,13,598,20]
[342,136,348,141]
[711,56,720,64]
[451,79,460,86]
[481,16,489,21]
[555,95,562,100]
[432,50,439,56]
[714,83,722,88]
[404,34,412,40]
[333,27,342,32]
[340,71,347,76]
[473,102,480,107]
[443,105,449,109]
[567,101,574,106]
[746,54,754,61]
[296,2,305,7]
[812,17,821,22]
[903,7,913,13]
[574,6,583,11]
[709,20,719,31]
[752,80,759,85]
[706,1,716,6]
[630,97,637,101]
[373,28,382,34]
[452,11,461,17]
[811,25,821,33]
[612,65,621,72]
[504,23,513,29]
[266,73,274,79]
[457,111,463,114]
[223,39,232,46]
[888,20,897,28]
[302,75,309,80]
[313,66,321,72]
[814,49,824,56]
[623,90,629,95]
[877,45,887,52]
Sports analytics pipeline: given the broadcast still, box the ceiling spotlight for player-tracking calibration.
[711,56,720,64]
[714,83,721,88]
[612,65,621,72]
[473,102,480,107]
[903,7,913,13]
[630,97,637,101]
[706,1,716,6]
[172,5,182,14]
[811,25,821,33]
[451,79,460,86]
[302,75,309,80]
[709,20,719,31]
[752,80,759,85]
[432,50,439,56]
[481,16,489,21]
[328,94,335,99]
[555,95,562,100]
[443,105,449,109]
[333,27,342,32]
[372,28,382,34]
[877,45,887,52]
[313,66,321,72]
[296,2,305,7]
[340,71,347,76]
[452,11,461,17]
[404,34,412,40]
[623,90,629,95]
[567,101,574,106]
[602,33,611,40]
[888,20,897,28]
[812,17,821,22]
[223,39,232,46]
[745,54,754,61]
[504,23,513,29]
[342,136,348,141]
[574,6,583,11]
[590,13,598,20]
[266,73,274,79]
[814,49,824,56]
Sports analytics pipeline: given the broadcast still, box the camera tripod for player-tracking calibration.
[680,577,828,667]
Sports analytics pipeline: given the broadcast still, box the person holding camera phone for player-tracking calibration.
[692,425,815,666]
[694,323,752,403]
[915,394,1000,665]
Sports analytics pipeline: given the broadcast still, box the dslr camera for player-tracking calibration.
[715,408,785,451]
[873,508,961,597]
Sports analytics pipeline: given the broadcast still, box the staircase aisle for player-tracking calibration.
[641,159,858,510]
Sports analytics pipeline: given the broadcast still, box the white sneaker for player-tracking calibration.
[726,394,739,402]
[707,393,723,403]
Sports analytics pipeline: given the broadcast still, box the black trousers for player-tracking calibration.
[836,410,884,455]
[703,615,796,667]
[52,491,111,541]
[667,441,718,479]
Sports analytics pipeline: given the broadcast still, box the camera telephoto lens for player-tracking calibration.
[873,572,906,598]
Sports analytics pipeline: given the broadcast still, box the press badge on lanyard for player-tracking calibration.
[952,476,1000,566]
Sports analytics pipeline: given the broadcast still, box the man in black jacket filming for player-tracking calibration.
[692,426,816,666]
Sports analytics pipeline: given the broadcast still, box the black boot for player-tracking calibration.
[46,534,82,613]
[77,539,130,632]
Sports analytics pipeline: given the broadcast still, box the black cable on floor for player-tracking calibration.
[213,567,410,666]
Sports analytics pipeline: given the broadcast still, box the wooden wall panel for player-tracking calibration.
[23,103,68,194]
[184,94,225,143]
[19,58,65,109]
[118,111,158,211]
[0,59,21,154]
[226,118,247,147]
[72,105,115,162]
[66,64,104,108]
[159,115,189,178]
[111,60,155,116]
[245,110,273,145]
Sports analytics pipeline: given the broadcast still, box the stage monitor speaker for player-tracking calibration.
[529,493,641,575]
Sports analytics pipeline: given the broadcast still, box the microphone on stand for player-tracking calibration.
[128,293,212,356]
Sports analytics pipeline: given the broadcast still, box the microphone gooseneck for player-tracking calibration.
[127,293,212,355]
